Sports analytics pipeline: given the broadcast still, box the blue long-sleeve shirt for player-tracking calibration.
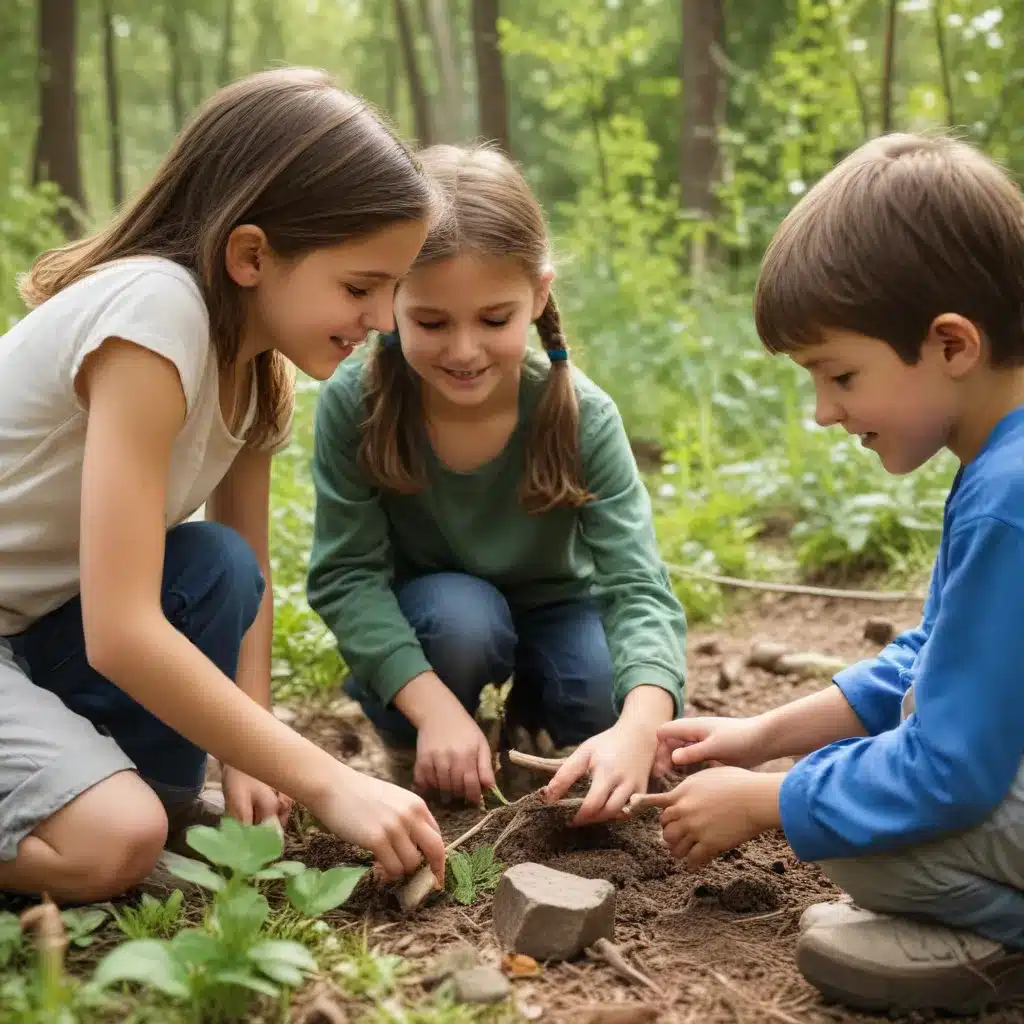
[779,405,1024,862]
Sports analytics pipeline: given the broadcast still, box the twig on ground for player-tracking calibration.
[585,937,663,996]
[709,970,806,1024]
[665,563,922,602]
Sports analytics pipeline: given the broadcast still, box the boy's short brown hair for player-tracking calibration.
[754,133,1024,366]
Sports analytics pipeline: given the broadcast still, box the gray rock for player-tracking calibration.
[863,617,896,646]
[492,862,616,961]
[451,965,511,1004]
[422,942,480,984]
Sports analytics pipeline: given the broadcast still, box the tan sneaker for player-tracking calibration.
[796,903,1024,1013]
[799,898,877,932]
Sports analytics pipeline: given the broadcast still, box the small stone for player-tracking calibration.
[451,965,511,1004]
[493,862,616,961]
[718,656,745,690]
[501,952,540,977]
[864,617,896,645]
[694,636,720,656]
[422,942,480,984]
[747,641,789,670]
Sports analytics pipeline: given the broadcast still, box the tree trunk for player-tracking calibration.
[422,0,463,141]
[33,0,85,237]
[100,0,123,208]
[394,0,433,145]
[472,0,509,153]
[933,0,955,126]
[163,1,186,132]
[680,0,725,275]
[218,0,234,87]
[881,0,897,133]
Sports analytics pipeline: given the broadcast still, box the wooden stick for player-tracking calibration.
[507,749,566,774]
[665,563,922,603]
[586,938,663,996]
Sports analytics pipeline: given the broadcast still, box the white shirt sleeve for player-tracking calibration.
[68,261,212,414]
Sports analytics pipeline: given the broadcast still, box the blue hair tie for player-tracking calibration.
[547,347,568,362]
[380,330,402,348]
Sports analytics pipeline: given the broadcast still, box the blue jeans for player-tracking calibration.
[343,572,618,749]
[5,521,264,807]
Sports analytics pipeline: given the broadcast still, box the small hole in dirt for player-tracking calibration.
[338,730,362,757]
[693,884,721,899]
[770,860,787,875]
[718,877,781,914]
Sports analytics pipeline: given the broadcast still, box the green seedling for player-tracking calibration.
[109,890,185,940]
[92,817,367,1020]
[445,846,504,906]
[59,908,108,949]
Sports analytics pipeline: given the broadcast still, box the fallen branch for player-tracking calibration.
[586,938,663,997]
[665,563,922,603]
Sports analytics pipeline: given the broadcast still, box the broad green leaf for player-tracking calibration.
[214,886,269,943]
[253,860,308,880]
[160,850,225,891]
[250,940,316,987]
[211,967,281,997]
[286,866,367,917]
[62,907,108,946]
[187,818,284,876]
[93,940,190,999]
[170,928,222,965]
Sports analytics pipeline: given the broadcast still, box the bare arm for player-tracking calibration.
[205,447,274,711]
[755,684,868,762]
[77,339,343,808]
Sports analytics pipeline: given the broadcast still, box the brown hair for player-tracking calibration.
[21,67,435,446]
[754,132,1024,366]
[358,143,591,513]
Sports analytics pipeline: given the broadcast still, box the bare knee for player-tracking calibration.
[36,771,169,901]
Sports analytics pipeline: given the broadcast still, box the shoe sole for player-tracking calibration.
[797,933,1024,1014]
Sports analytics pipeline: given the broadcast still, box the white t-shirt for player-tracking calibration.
[0,256,290,635]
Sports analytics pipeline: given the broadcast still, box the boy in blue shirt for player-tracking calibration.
[638,134,1024,1014]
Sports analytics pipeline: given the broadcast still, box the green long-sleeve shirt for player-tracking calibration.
[306,354,687,714]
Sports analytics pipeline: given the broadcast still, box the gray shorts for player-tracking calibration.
[0,638,135,861]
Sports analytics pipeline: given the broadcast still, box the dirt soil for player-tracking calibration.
[290,589,1023,1024]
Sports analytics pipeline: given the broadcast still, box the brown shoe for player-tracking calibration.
[797,901,1024,1014]
[164,789,225,858]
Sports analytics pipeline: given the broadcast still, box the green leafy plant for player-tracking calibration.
[59,908,108,949]
[445,847,504,906]
[110,889,186,941]
[331,928,406,999]
[92,817,367,1019]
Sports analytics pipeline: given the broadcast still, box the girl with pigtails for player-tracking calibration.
[307,144,687,822]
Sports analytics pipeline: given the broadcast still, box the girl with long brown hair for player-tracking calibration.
[0,67,445,904]
[308,144,687,822]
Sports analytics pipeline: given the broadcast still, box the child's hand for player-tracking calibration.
[633,767,784,870]
[543,717,658,826]
[313,766,447,885]
[655,715,769,772]
[222,765,293,827]
[414,705,496,806]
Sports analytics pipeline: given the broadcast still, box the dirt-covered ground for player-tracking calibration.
[277,588,1024,1024]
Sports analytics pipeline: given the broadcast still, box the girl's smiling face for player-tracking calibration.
[394,252,551,411]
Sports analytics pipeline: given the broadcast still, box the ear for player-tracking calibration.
[531,268,555,321]
[225,225,270,288]
[922,313,983,379]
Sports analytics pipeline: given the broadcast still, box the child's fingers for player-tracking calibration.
[627,790,675,812]
[371,838,405,881]
[684,841,715,872]
[656,719,712,743]
[389,826,427,876]
[462,763,483,807]
[543,746,590,802]
[671,740,713,767]
[573,770,616,825]
[410,815,447,888]
[477,743,496,791]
